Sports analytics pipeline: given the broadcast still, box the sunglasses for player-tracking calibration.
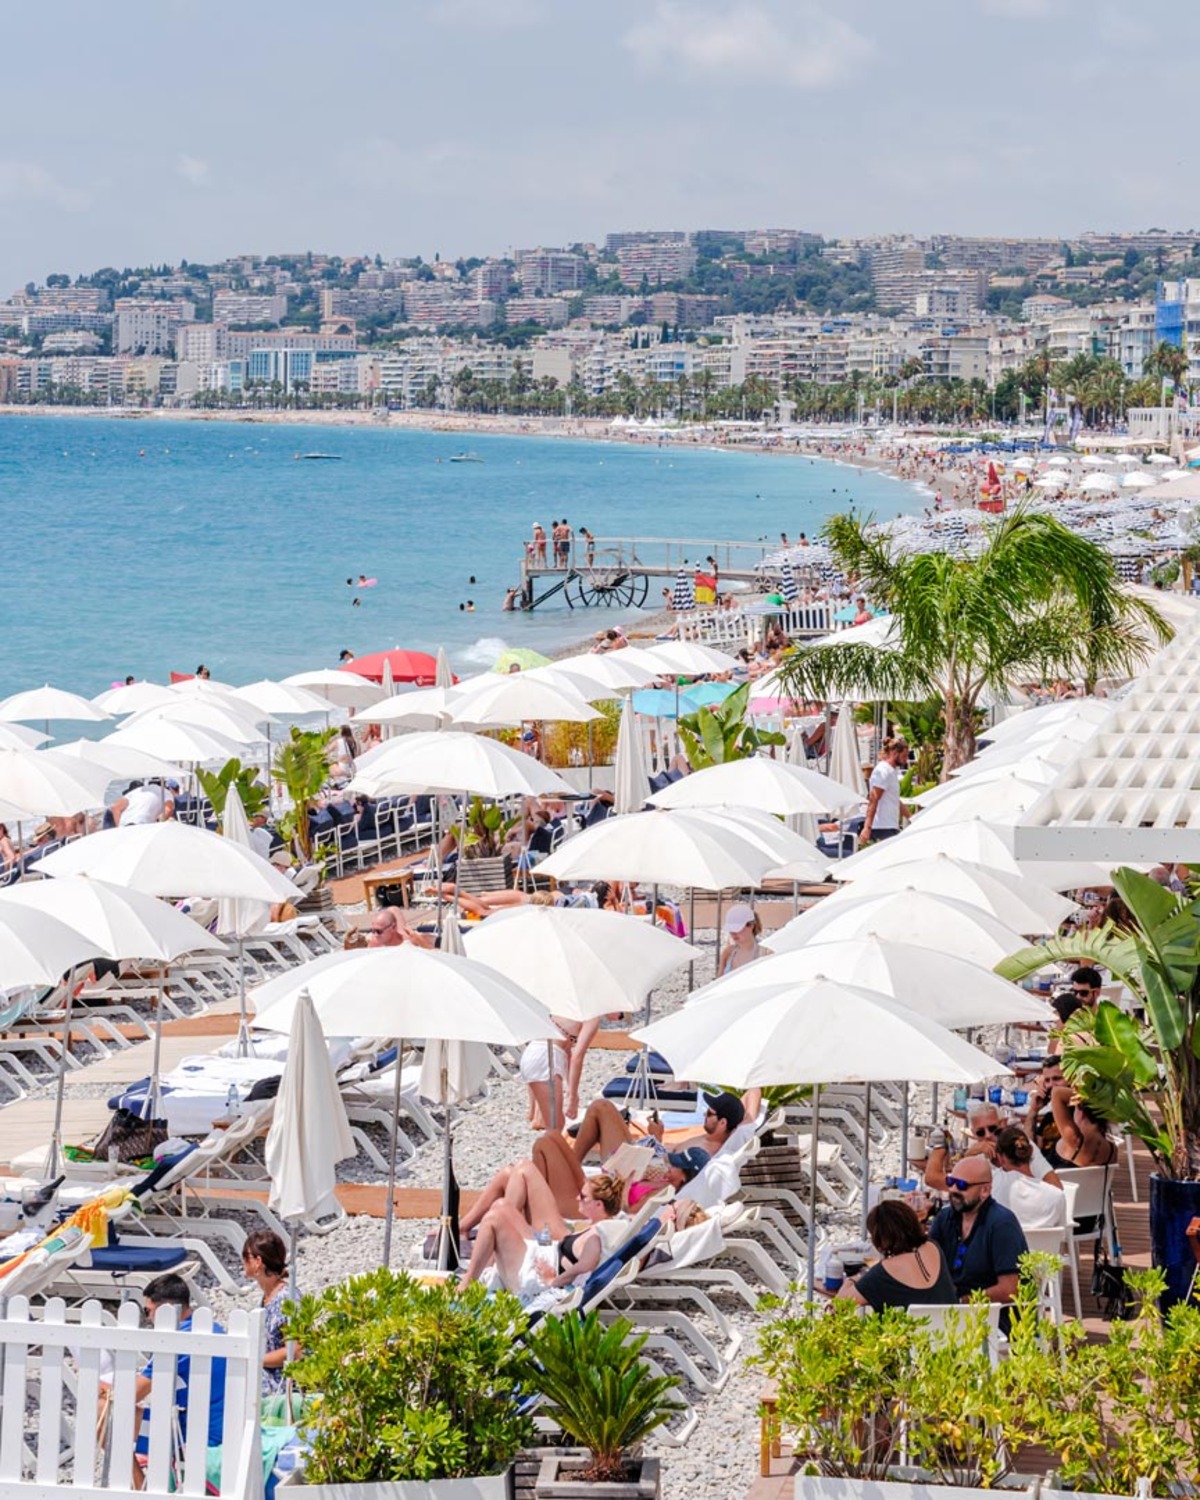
[945,1175,979,1191]
[972,1123,1001,1138]
[1072,987,1095,996]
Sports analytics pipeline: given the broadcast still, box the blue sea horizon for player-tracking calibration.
[0,415,917,699]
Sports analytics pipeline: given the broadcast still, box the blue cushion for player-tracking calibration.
[624,1050,672,1075]
[89,1245,187,1272]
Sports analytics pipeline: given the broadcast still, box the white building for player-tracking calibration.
[114,299,194,355]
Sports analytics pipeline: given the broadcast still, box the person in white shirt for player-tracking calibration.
[860,737,909,844]
[990,1125,1067,1229]
[114,780,172,826]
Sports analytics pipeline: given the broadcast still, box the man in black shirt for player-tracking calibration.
[928,1155,1027,1306]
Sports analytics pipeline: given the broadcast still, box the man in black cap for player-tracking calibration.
[570,1088,758,1166]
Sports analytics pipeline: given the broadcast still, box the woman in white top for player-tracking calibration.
[991,1125,1067,1229]
[719,904,764,976]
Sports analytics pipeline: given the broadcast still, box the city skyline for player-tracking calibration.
[2,1,1196,295]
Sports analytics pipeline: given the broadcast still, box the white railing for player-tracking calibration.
[0,1295,265,1497]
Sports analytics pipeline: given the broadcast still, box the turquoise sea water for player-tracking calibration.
[0,415,916,697]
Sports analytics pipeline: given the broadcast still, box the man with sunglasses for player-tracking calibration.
[925,1102,1059,1192]
[927,1156,1027,1310]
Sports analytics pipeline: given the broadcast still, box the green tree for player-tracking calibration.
[778,509,1171,774]
[1144,340,1190,389]
[272,727,334,859]
[676,683,785,767]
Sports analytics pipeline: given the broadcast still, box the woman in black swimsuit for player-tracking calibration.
[460,1171,629,1299]
[1050,1085,1118,1169]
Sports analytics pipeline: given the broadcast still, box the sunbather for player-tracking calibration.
[571,1088,760,1165]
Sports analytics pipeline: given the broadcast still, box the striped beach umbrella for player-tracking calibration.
[780,557,799,604]
[671,566,695,612]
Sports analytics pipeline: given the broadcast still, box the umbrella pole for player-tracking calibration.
[438,1059,454,1271]
[433,798,443,941]
[587,719,594,793]
[687,889,696,989]
[44,964,75,1179]
[806,1083,821,1301]
[147,977,166,1122]
[382,1036,404,1267]
[236,937,250,1058]
[860,1082,872,1239]
[900,1084,910,1178]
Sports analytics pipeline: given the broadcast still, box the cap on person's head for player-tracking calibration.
[723,903,756,934]
[703,1090,746,1132]
[666,1145,710,1183]
[165,778,181,793]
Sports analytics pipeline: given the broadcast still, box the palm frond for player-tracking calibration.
[777,643,932,702]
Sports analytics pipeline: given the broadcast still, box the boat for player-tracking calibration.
[449,452,483,463]
[294,452,342,461]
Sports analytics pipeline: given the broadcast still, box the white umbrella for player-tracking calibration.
[1081,454,1113,467]
[825,852,1074,934]
[381,658,395,699]
[0,748,115,816]
[102,718,248,765]
[463,905,697,1023]
[40,820,300,902]
[1080,471,1118,494]
[530,653,654,695]
[913,755,1062,803]
[1034,474,1064,488]
[612,695,650,815]
[447,673,601,727]
[0,686,111,726]
[0,876,226,1168]
[347,730,571,799]
[979,700,1110,748]
[911,773,1051,828]
[635,641,740,675]
[55,737,181,784]
[216,784,272,1055]
[1147,453,1177,465]
[1045,454,1072,467]
[231,680,333,719]
[357,686,456,731]
[1122,471,1155,489]
[768,887,1026,968]
[265,989,356,1285]
[536,807,806,889]
[281,668,383,710]
[251,945,556,1263]
[0,898,107,991]
[696,936,1053,1028]
[170,676,237,696]
[828,706,865,794]
[435,647,454,691]
[92,682,177,715]
[124,698,271,746]
[0,725,50,750]
[648,755,862,817]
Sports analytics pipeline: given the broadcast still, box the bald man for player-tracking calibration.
[367,908,434,949]
[927,1154,1026,1308]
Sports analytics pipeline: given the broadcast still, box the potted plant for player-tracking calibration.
[998,866,1200,1306]
[676,682,784,768]
[196,756,269,827]
[282,1269,535,1498]
[272,727,336,863]
[525,1312,682,1498]
[451,796,519,893]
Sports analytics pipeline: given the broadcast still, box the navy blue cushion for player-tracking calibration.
[89,1245,187,1272]
[624,1051,672,1075]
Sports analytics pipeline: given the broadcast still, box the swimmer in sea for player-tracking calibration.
[503,587,518,612]
[466,600,475,612]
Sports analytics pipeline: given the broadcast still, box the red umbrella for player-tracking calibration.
[341,649,440,685]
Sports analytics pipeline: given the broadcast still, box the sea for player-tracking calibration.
[0,415,918,698]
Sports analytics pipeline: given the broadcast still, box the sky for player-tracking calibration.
[2,0,1196,292]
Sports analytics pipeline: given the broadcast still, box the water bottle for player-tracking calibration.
[535,1224,552,1247]
[823,1253,844,1295]
[224,1084,240,1120]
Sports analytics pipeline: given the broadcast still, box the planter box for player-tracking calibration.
[794,1475,1132,1500]
[285,1475,511,1500]
[536,1450,660,1500]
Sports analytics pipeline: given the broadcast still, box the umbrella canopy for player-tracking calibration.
[530,653,654,695]
[40,821,300,902]
[613,694,650,815]
[348,729,571,799]
[828,707,865,794]
[492,647,552,674]
[0,686,111,725]
[648,756,862,817]
[979,700,1110,748]
[250,945,556,1041]
[1080,471,1118,493]
[265,990,355,1223]
[216,784,271,939]
[826,852,1074,934]
[779,557,799,604]
[696,936,1052,1029]
[281,668,383,710]
[0,724,48,750]
[346,649,440,685]
[419,916,493,1105]
[1033,474,1064,488]
[768,887,1026,968]
[102,718,248,765]
[0,748,116,816]
[0,876,225,963]
[911,773,1051,828]
[536,806,820,888]
[447,673,601,728]
[231,680,333,719]
[92,682,177,715]
[671,566,695,612]
[913,756,1062,804]
[632,976,1008,1087]
[356,686,456,730]
[637,641,741,675]
[123,698,270,746]
[1122,471,1155,489]
[55,738,180,784]
[0,900,114,991]
[463,905,698,1022]
[435,647,454,690]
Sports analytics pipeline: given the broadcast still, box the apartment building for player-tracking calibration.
[401,283,497,328]
[472,260,513,300]
[224,328,358,358]
[211,291,288,325]
[506,296,568,327]
[176,322,229,365]
[114,299,194,354]
[319,287,405,320]
[614,237,697,287]
[865,240,926,311]
[515,250,584,296]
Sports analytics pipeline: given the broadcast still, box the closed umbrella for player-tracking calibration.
[0,748,115,817]
[381,658,395,699]
[648,755,862,817]
[779,557,799,604]
[265,990,356,1293]
[612,695,650,815]
[671,567,695,612]
[251,945,555,1262]
[435,647,454,691]
[828,706,865,794]
[281,668,383,710]
[769,887,1026,967]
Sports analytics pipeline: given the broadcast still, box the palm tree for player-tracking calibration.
[1144,340,1190,389]
[777,509,1171,774]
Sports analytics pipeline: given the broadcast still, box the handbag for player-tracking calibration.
[92,1106,169,1165]
[1091,1241,1132,1320]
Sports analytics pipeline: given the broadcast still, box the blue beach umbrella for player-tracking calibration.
[671,567,695,612]
[632,688,682,718]
[780,557,799,604]
[681,682,739,710]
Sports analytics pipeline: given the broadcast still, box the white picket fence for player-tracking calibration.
[0,1294,265,1497]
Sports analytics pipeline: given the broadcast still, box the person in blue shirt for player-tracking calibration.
[134,1273,227,1455]
[928,1155,1027,1308]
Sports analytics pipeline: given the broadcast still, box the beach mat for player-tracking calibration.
[335,1184,481,1220]
[161,1013,243,1038]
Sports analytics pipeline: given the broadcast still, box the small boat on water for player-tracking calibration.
[449,452,483,463]
[295,452,342,461]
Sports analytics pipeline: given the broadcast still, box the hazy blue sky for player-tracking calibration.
[2,0,1195,290]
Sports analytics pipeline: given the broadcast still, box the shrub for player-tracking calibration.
[285,1270,535,1484]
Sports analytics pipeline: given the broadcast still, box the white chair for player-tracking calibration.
[907,1301,1007,1366]
[1056,1166,1115,1312]
[1022,1224,1071,1323]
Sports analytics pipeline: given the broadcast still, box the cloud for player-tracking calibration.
[622,1,871,88]
[428,0,542,26]
[978,0,1055,15]
[0,161,90,212]
[175,155,211,186]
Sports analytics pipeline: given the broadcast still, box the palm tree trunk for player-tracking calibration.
[942,700,977,776]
